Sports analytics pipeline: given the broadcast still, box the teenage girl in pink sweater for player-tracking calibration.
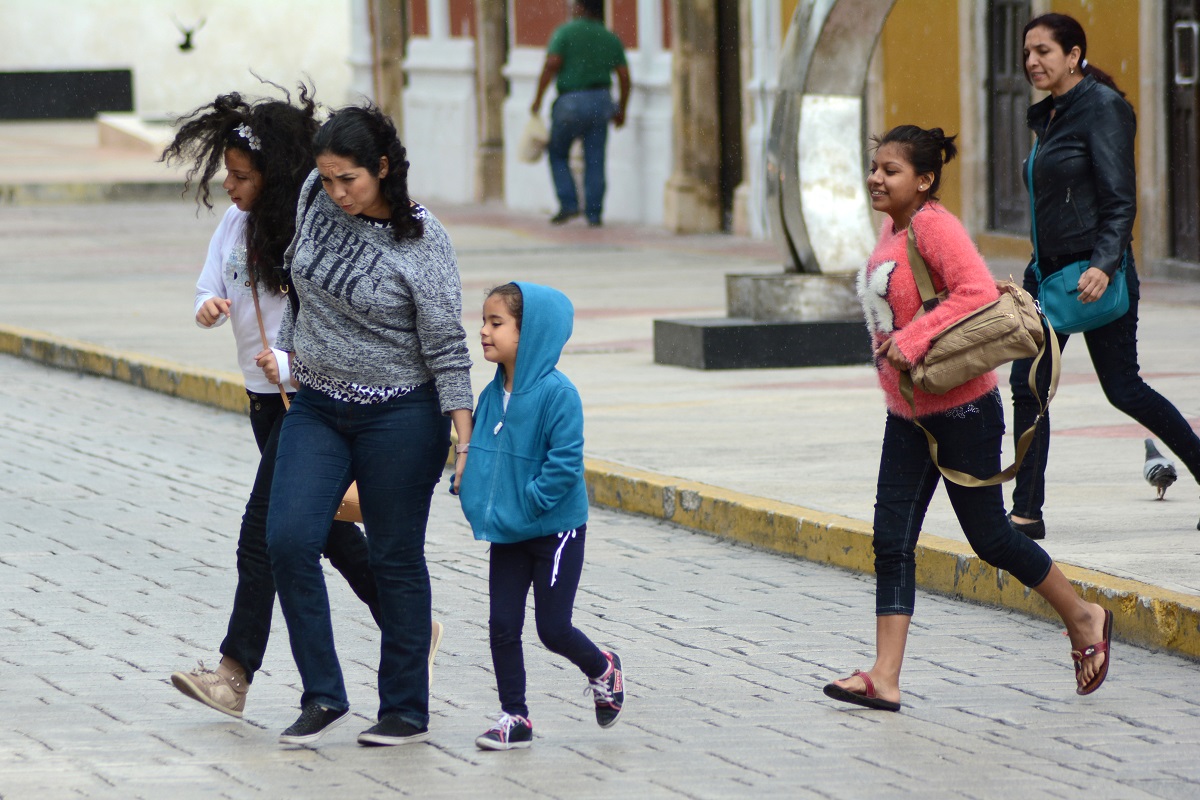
[823,126,1112,711]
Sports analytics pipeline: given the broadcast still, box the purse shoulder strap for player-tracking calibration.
[906,224,941,317]
[249,276,291,409]
[1027,138,1042,277]
[897,310,1060,487]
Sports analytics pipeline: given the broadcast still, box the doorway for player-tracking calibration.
[1169,0,1200,261]
[716,0,743,232]
[987,0,1032,235]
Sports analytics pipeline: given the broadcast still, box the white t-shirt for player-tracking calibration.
[193,205,291,394]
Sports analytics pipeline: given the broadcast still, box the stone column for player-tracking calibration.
[662,0,723,233]
[474,0,506,202]
[370,0,407,122]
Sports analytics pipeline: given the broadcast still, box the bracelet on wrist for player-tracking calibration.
[455,442,470,455]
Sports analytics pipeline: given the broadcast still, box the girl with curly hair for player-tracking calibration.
[162,84,387,721]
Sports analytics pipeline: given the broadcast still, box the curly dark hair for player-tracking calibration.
[160,80,319,293]
[312,104,424,241]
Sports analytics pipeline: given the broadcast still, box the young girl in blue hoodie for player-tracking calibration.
[457,282,624,750]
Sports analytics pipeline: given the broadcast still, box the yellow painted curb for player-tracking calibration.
[6,324,1199,659]
[581,458,1200,660]
[0,325,248,414]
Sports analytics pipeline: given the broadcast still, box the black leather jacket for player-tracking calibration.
[1024,76,1137,277]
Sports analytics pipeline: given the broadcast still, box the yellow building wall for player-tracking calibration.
[879,0,962,216]
[780,0,798,41]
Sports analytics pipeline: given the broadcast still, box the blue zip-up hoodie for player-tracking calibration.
[459,282,588,543]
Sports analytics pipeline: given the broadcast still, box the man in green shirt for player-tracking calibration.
[530,0,631,227]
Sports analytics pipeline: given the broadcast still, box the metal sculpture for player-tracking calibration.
[766,0,898,274]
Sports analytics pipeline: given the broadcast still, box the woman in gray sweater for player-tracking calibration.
[267,106,473,747]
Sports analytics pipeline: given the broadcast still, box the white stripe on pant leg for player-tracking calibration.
[550,529,577,587]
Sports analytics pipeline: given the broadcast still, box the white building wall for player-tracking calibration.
[401,34,478,204]
[0,0,355,118]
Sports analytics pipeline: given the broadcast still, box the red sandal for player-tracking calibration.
[823,669,901,712]
[1072,608,1113,696]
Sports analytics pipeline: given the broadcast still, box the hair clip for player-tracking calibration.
[234,122,262,151]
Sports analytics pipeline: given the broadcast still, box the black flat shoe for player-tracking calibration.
[549,211,579,225]
[1009,515,1046,540]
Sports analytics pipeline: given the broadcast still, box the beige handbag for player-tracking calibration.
[250,278,362,523]
[898,225,1060,487]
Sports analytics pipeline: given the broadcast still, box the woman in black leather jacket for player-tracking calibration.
[1009,13,1200,539]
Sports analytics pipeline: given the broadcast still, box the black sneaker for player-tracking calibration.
[585,651,624,729]
[549,210,579,225]
[357,714,430,747]
[278,703,349,745]
[475,713,533,751]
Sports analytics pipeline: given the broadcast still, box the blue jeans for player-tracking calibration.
[1010,257,1200,520]
[488,525,607,718]
[874,391,1053,616]
[267,383,449,724]
[548,88,614,223]
[221,390,380,682]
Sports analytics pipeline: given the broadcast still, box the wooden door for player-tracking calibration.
[988,0,1032,234]
[1169,0,1200,261]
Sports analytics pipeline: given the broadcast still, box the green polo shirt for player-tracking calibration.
[548,18,627,94]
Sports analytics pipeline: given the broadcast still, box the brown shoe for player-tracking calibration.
[171,661,248,718]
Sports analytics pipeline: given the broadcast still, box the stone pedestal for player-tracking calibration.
[653,272,869,370]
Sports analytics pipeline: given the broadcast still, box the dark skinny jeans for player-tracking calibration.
[1009,258,1200,520]
[488,525,608,719]
[220,390,381,682]
[875,390,1053,616]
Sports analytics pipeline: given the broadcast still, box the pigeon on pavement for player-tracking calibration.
[1143,438,1177,500]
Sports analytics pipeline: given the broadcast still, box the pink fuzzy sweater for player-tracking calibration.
[856,203,1000,419]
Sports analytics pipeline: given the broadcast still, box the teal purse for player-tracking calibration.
[1027,139,1129,334]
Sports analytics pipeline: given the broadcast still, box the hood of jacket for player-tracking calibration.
[490,281,574,394]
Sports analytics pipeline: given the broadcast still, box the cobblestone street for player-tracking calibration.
[3,355,1200,799]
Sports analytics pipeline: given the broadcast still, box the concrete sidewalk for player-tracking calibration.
[3,122,1200,659]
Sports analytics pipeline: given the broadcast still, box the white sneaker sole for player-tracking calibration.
[278,709,349,745]
[357,729,431,747]
[475,736,532,751]
[170,672,244,719]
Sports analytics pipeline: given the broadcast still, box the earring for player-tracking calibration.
[1070,66,1075,74]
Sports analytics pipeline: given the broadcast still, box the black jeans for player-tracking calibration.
[219,390,380,682]
[488,525,607,718]
[874,391,1053,616]
[1010,258,1200,520]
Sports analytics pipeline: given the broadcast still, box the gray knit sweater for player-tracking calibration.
[276,171,473,414]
